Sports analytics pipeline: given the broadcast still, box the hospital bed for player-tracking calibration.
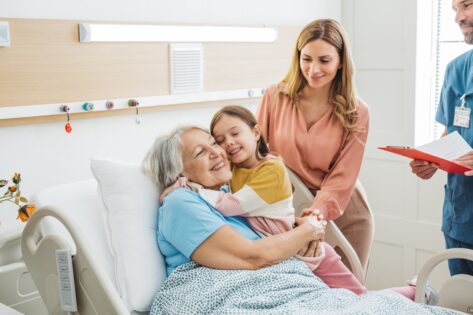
[20,159,473,314]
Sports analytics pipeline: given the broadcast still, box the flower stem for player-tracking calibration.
[0,196,19,206]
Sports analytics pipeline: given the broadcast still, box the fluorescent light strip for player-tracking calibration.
[0,88,265,120]
[0,21,10,47]
[79,23,277,43]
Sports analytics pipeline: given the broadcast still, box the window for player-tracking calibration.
[432,0,471,138]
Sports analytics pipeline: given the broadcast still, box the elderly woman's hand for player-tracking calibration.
[294,216,327,257]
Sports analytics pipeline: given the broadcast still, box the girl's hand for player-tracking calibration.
[159,177,189,203]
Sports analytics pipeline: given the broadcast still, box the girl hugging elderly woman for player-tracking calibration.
[153,105,417,300]
[143,18,435,304]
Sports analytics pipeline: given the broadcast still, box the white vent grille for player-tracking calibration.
[170,43,203,94]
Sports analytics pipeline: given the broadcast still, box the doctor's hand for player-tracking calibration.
[409,160,438,180]
[455,151,473,176]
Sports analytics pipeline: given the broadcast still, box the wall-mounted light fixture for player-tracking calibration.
[0,22,10,47]
[79,23,277,43]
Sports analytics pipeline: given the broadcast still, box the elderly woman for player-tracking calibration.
[142,125,322,275]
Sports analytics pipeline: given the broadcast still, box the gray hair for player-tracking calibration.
[142,125,208,192]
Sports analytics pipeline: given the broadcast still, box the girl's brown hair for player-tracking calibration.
[210,105,270,159]
[280,18,358,133]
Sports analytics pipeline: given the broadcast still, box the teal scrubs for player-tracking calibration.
[435,49,473,275]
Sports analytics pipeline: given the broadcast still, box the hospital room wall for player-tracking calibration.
[0,0,449,290]
[0,0,339,194]
[0,1,339,247]
[342,0,450,290]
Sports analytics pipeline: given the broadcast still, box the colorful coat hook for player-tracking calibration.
[60,105,72,133]
[82,102,94,111]
[128,99,141,124]
[105,101,114,110]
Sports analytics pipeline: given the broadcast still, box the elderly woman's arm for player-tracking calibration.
[161,189,321,271]
[192,219,319,270]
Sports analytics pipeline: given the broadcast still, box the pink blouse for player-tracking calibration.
[256,85,369,220]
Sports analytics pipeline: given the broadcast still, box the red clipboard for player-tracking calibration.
[378,146,472,174]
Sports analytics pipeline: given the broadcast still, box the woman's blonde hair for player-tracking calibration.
[280,18,358,133]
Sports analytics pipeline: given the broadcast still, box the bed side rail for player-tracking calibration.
[415,248,473,313]
[287,168,365,283]
[21,206,129,315]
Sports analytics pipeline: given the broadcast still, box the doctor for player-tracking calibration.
[410,0,473,276]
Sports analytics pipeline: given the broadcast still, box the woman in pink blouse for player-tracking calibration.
[256,19,372,270]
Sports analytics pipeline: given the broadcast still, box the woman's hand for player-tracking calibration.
[295,216,327,239]
[294,216,326,257]
[159,177,189,203]
[300,208,324,221]
[455,151,473,176]
[409,160,438,180]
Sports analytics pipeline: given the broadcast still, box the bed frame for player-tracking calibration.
[415,248,473,313]
[287,168,373,283]
[20,174,473,314]
[21,171,368,315]
[21,206,129,315]
[290,169,473,313]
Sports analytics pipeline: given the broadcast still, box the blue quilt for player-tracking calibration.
[150,258,462,315]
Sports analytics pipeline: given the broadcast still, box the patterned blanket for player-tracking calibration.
[151,258,462,315]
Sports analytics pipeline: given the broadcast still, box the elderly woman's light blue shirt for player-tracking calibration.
[157,188,260,275]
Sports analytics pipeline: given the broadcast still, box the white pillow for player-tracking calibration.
[90,158,166,312]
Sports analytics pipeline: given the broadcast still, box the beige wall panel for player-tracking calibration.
[0,18,299,126]
[0,19,169,106]
[205,27,297,91]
